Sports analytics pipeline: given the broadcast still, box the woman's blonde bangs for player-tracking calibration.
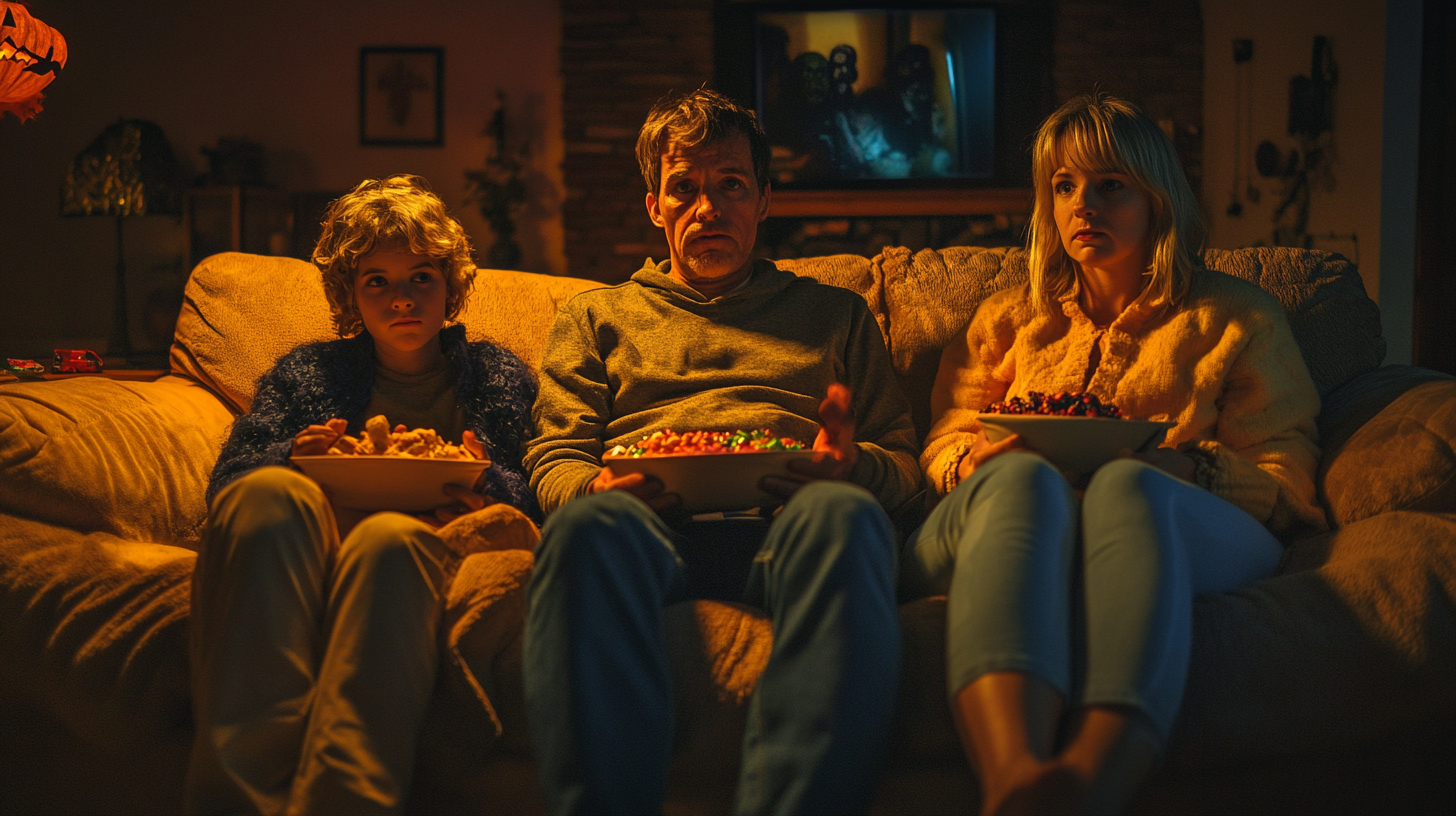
[1026,94,1204,315]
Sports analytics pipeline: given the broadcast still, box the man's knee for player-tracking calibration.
[534,490,662,581]
[778,481,895,564]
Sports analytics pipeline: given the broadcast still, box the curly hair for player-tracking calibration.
[1026,93,1205,314]
[312,174,477,337]
[635,88,771,195]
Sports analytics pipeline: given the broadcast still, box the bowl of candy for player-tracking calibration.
[603,428,814,513]
[976,392,1175,477]
[291,415,489,512]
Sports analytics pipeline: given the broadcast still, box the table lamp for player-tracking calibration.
[60,119,183,362]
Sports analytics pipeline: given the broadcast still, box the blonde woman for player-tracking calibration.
[903,95,1327,815]
[187,175,538,815]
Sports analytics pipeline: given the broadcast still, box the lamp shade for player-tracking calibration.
[61,119,183,217]
[0,1,66,122]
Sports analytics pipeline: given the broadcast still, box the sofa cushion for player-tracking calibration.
[1320,376,1456,526]
[170,253,335,417]
[0,376,232,545]
[1201,247,1385,397]
[170,252,603,415]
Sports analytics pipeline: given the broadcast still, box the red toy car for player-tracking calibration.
[52,349,104,374]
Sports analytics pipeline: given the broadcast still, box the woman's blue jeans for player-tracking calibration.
[901,451,1283,742]
[524,481,901,816]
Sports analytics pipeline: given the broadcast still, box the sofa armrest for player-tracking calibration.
[1317,365,1456,527]
[0,375,234,545]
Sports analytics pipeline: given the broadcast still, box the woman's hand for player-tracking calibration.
[589,465,682,513]
[956,430,1028,483]
[761,383,859,499]
[419,483,497,528]
[292,418,348,456]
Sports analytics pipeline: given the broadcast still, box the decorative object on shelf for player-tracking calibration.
[53,349,103,374]
[5,357,45,379]
[60,119,184,362]
[465,90,529,269]
[0,1,66,122]
[359,46,443,147]
[183,186,344,268]
[197,137,267,186]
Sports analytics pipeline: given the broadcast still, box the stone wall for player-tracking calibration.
[561,0,1203,283]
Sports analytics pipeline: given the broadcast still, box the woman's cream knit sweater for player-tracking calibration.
[921,268,1328,538]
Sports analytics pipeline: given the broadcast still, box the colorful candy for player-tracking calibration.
[607,428,807,457]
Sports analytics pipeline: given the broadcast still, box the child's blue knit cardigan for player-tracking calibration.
[207,323,539,520]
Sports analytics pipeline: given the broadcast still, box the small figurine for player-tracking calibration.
[53,348,103,374]
[5,358,46,379]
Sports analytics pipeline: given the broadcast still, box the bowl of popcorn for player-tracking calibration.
[603,428,813,514]
[290,415,490,512]
[975,392,1175,477]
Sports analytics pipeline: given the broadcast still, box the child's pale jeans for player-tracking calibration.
[185,466,450,816]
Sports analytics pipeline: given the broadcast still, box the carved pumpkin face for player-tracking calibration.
[0,2,67,122]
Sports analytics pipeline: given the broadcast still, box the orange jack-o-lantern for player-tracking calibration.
[0,1,67,122]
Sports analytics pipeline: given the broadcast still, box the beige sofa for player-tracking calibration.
[2,246,1454,814]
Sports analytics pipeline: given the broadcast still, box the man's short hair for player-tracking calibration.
[312,174,477,337]
[636,89,771,195]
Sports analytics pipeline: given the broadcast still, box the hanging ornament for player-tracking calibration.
[0,1,67,122]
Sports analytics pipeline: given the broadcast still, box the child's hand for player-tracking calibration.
[420,483,497,528]
[462,430,493,465]
[292,418,348,456]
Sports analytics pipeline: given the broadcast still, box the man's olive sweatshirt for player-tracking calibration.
[526,259,924,516]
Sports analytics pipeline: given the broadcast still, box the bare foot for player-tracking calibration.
[986,762,1085,816]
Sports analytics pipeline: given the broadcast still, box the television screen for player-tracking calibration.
[754,8,995,185]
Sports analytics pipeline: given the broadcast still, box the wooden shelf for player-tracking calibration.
[768,188,1033,218]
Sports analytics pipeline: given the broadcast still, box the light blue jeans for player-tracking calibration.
[524,481,901,816]
[901,452,1283,742]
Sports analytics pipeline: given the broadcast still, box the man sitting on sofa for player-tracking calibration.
[521,89,924,815]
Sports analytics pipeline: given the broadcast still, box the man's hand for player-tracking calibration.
[589,464,681,513]
[292,418,348,456]
[760,383,859,499]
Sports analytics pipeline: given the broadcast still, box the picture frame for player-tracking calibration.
[359,46,444,147]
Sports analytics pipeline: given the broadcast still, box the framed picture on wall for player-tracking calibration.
[359,46,444,146]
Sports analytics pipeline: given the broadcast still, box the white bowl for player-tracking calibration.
[975,414,1176,476]
[290,455,489,513]
[603,450,811,513]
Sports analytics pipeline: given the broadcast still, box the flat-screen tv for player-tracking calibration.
[715,1,1054,190]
